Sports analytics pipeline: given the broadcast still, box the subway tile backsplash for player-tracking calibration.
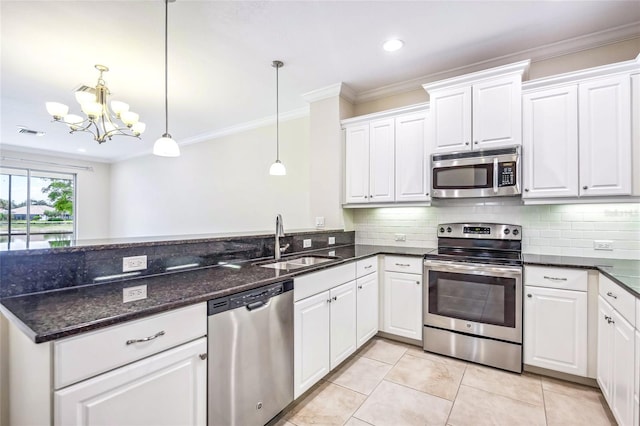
[353,203,640,260]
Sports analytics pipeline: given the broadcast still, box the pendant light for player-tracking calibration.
[269,60,286,176]
[153,0,180,157]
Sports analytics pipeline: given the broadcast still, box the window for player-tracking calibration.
[0,167,76,250]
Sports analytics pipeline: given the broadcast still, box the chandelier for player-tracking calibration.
[45,64,146,144]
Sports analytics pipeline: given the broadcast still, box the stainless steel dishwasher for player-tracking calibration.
[208,280,294,426]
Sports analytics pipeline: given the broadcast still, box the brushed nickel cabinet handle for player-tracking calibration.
[364,265,373,269]
[126,330,165,345]
[396,263,411,267]
[543,276,567,281]
[606,291,617,299]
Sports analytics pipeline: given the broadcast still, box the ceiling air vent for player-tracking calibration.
[17,126,45,136]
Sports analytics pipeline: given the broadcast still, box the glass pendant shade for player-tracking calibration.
[46,102,69,119]
[75,90,95,105]
[153,135,180,157]
[269,160,286,176]
[131,122,146,135]
[110,100,130,116]
[81,101,103,118]
[120,111,139,125]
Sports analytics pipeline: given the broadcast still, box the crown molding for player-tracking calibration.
[302,82,357,103]
[355,21,640,103]
[423,60,530,92]
[341,102,429,127]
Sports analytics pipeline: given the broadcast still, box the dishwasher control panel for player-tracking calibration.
[208,280,294,315]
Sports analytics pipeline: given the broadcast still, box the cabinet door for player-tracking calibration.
[55,338,207,426]
[634,329,639,426]
[294,291,331,399]
[330,281,357,369]
[522,86,579,198]
[356,272,379,348]
[395,111,430,202]
[369,118,395,202]
[523,286,587,376]
[430,86,472,153]
[611,309,635,426]
[383,272,423,340]
[579,75,632,196]
[472,74,522,149]
[597,296,614,402]
[345,125,370,203]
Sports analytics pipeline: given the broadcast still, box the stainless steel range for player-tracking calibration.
[423,223,523,373]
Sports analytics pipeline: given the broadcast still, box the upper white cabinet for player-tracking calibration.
[424,60,528,153]
[578,76,631,197]
[522,85,579,198]
[343,105,430,205]
[523,57,639,201]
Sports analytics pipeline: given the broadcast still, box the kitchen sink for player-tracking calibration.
[257,256,338,270]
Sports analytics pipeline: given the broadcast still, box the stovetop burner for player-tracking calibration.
[426,222,523,266]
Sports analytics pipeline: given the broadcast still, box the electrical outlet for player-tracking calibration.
[328,250,336,257]
[123,285,147,303]
[328,236,336,245]
[315,216,325,228]
[394,234,406,242]
[303,239,312,248]
[123,255,147,272]
[594,240,614,251]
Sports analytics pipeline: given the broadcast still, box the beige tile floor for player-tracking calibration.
[276,337,616,426]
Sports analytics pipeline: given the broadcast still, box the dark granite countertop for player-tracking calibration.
[2,244,637,344]
[0,244,427,344]
[523,254,640,298]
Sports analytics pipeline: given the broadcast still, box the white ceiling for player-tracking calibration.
[1,1,640,163]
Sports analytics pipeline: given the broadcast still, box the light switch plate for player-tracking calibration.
[303,239,312,248]
[315,216,325,228]
[123,285,147,303]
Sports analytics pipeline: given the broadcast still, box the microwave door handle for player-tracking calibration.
[493,158,498,193]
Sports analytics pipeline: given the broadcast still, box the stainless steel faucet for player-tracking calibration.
[275,214,289,260]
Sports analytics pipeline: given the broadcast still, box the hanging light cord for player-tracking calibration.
[275,63,280,161]
[163,0,169,136]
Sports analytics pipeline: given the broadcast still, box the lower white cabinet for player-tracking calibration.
[524,286,587,376]
[330,281,358,369]
[634,328,639,426]
[598,295,636,426]
[294,280,357,398]
[55,338,207,426]
[382,271,423,340]
[356,271,379,348]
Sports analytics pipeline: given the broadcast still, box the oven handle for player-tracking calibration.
[424,259,522,277]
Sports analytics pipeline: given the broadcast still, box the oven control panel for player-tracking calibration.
[437,223,522,240]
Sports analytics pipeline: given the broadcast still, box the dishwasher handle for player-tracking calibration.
[247,300,268,311]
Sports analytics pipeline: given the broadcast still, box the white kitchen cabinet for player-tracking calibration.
[524,286,587,376]
[356,267,379,348]
[294,290,331,397]
[597,278,637,426]
[383,271,423,340]
[635,327,639,426]
[424,61,528,153]
[369,118,396,202]
[395,111,430,202]
[522,85,579,198]
[344,124,370,203]
[329,281,357,369]
[343,105,430,205]
[293,263,358,398]
[523,266,588,376]
[55,338,207,426]
[579,75,632,197]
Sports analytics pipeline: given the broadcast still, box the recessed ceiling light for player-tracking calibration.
[383,39,404,52]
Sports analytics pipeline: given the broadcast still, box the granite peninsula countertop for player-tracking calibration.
[2,244,638,344]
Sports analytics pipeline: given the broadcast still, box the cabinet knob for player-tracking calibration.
[465,142,470,146]
[583,186,588,190]
[425,192,429,196]
[370,195,374,198]
[527,294,532,298]
[327,299,332,303]
[358,285,363,289]
[474,141,478,145]
[364,195,368,199]
[332,296,338,301]
[199,353,208,360]
[416,281,420,285]
[524,188,529,192]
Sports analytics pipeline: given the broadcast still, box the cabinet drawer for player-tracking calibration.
[356,256,378,277]
[384,255,423,274]
[525,266,587,291]
[294,263,356,302]
[54,303,207,389]
[599,274,635,325]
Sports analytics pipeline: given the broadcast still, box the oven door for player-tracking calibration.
[423,259,522,343]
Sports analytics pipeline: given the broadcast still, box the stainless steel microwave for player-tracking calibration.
[431,146,521,198]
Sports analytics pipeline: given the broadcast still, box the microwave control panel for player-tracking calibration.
[498,162,516,187]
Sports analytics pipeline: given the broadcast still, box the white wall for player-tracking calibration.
[109,117,312,237]
[0,149,111,240]
[352,203,640,259]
